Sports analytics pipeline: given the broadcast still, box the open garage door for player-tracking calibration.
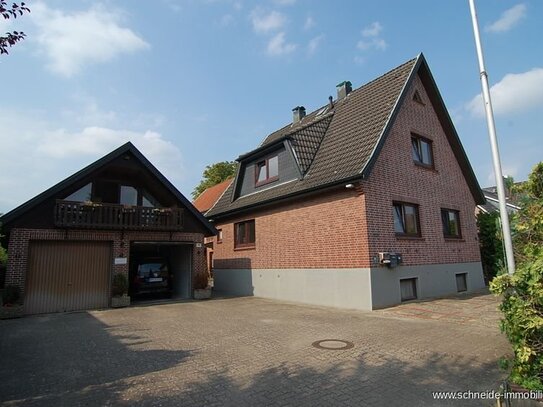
[25,241,112,315]
[129,242,192,302]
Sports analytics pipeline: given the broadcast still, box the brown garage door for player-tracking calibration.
[25,241,112,315]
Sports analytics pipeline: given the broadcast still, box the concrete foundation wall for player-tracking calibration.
[214,268,373,310]
[214,262,485,310]
[370,262,486,309]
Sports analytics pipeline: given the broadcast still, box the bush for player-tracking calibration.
[2,285,20,305]
[193,272,209,290]
[111,273,128,297]
[490,162,543,390]
[477,212,504,283]
[0,245,7,268]
[490,261,543,390]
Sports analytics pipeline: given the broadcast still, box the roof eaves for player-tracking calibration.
[207,173,364,220]
[127,147,218,236]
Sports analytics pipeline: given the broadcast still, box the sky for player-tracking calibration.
[0,0,542,213]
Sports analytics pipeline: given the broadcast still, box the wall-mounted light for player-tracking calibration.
[345,184,355,189]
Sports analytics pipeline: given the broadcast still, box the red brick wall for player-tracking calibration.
[6,228,206,298]
[213,188,371,269]
[361,74,481,265]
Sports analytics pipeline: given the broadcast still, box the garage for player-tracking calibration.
[25,241,112,315]
[129,242,192,302]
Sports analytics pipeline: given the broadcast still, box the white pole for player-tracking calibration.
[468,0,515,275]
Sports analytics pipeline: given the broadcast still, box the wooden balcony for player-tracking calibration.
[54,200,184,231]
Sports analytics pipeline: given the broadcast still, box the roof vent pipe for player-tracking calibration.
[336,81,352,100]
[292,106,306,124]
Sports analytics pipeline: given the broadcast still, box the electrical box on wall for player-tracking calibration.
[378,252,403,268]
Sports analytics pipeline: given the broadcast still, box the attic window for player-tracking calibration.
[411,134,434,168]
[413,90,424,105]
[255,155,279,187]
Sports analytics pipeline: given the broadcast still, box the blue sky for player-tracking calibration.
[0,0,542,213]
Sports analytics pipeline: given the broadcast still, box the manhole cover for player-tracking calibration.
[312,339,354,350]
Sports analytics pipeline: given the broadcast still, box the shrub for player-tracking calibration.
[490,162,543,390]
[193,272,209,290]
[477,212,504,283]
[0,245,7,268]
[111,273,128,297]
[490,261,543,390]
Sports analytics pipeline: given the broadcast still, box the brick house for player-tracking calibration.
[205,54,486,310]
[0,142,215,314]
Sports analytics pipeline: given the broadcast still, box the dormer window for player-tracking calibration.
[255,155,279,186]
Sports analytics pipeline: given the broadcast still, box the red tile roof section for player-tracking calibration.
[192,178,233,213]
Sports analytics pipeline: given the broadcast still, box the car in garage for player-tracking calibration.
[131,258,172,297]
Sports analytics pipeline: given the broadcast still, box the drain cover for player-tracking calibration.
[312,339,354,350]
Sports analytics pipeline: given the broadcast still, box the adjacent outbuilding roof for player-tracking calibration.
[193,178,233,213]
[0,142,217,236]
[207,53,484,219]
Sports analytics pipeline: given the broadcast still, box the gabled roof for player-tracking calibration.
[206,53,484,219]
[0,142,217,235]
[193,178,233,213]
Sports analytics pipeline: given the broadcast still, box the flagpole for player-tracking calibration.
[468,0,515,275]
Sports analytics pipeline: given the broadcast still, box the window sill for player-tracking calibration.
[255,177,279,188]
[444,237,464,242]
[234,245,256,251]
[413,162,437,172]
[395,235,424,241]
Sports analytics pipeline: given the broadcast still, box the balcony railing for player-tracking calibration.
[54,200,184,231]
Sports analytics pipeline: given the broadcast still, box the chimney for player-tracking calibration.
[292,106,306,124]
[336,81,352,100]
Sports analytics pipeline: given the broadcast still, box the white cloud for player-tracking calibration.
[304,16,315,31]
[31,2,149,77]
[356,21,387,52]
[267,32,296,56]
[250,9,286,33]
[354,55,365,65]
[357,38,387,51]
[307,34,324,55]
[361,21,383,37]
[466,68,543,117]
[485,4,527,33]
[0,109,183,213]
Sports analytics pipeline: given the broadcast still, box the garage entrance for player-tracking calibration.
[129,242,192,301]
[25,241,112,315]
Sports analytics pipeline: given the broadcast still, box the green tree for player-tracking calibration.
[477,212,503,283]
[490,162,543,391]
[1,1,30,55]
[192,161,237,199]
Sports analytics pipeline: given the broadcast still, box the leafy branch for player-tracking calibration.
[0,1,31,55]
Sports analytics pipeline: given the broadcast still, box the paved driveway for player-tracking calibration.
[0,293,510,406]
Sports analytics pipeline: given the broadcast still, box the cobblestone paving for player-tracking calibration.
[0,293,510,406]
